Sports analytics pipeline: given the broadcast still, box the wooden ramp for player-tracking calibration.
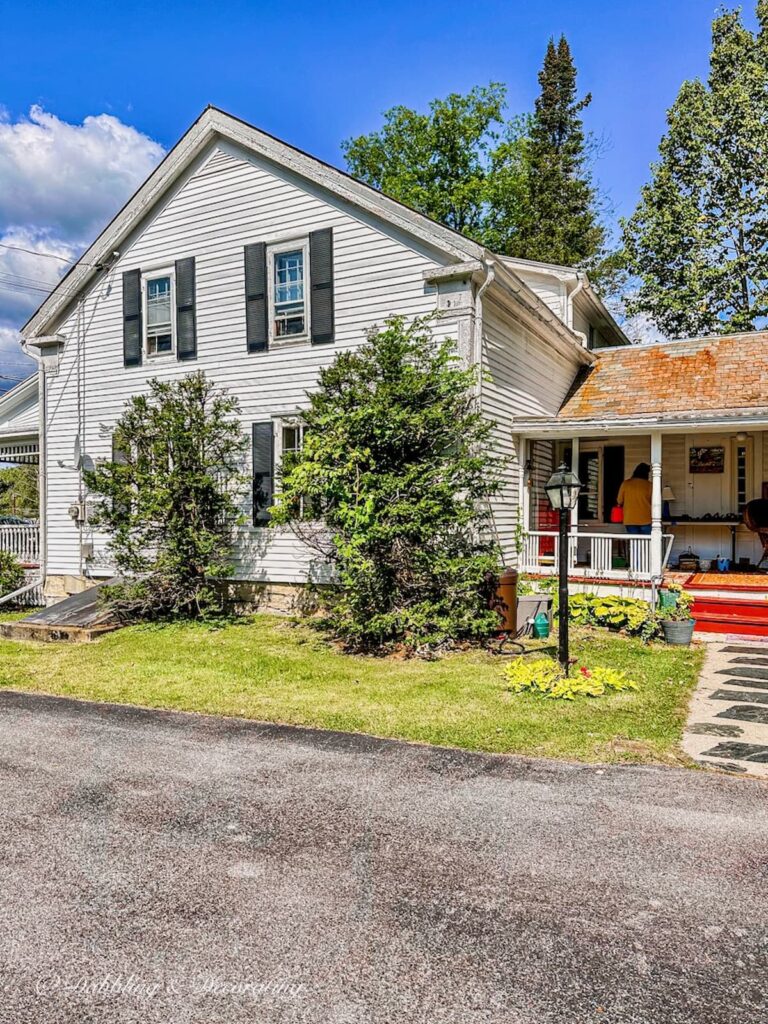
[0,583,118,643]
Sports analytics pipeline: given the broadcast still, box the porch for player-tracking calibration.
[515,424,768,635]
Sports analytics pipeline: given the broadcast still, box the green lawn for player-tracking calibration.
[0,614,704,763]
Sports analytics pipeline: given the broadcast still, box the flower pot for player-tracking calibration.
[661,619,695,645]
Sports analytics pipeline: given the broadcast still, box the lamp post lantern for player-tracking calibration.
[545,462,583,674]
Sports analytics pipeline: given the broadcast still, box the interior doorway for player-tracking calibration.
[562,444,625,524]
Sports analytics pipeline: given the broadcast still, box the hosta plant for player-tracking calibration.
[503,657,638,701]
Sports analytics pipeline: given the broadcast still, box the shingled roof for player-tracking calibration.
[554,332,768,422]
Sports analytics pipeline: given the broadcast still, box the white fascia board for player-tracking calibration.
[513,411,768,437]
[23,107,482,340]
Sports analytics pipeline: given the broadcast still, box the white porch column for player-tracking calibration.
[651,431,663,577]
[570,437,580,530]
[569,437,580,569]
[518,435,530,532]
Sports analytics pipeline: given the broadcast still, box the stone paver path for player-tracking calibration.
[684,637,768,777]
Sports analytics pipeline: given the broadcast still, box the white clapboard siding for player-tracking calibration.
[481,296,584,565]
[509,267,567,321]
[43,139,453,582]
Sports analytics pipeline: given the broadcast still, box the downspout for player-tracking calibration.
[474,257,496,403]
[0,341,49,606]
[567,273,588,347]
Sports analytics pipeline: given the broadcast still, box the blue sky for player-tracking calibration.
[0,0,743,385]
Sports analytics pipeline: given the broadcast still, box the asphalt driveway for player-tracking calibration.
[0,690,766,1024]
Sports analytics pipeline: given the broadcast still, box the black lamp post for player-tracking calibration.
[545,462,583,674]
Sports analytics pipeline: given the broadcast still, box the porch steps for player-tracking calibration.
[691,594,768,637]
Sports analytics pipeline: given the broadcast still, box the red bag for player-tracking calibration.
[610,505,624,524]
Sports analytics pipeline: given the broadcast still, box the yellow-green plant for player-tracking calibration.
[504,657,638,701]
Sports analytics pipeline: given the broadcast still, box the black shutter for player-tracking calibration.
[122,269,142,367]
[252,422,274,525]
[309,228,334,345]
[175,257,197,360]
[245,243,268,352]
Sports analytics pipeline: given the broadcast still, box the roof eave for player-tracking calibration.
[514,408,768,437]
[23,106,483,340]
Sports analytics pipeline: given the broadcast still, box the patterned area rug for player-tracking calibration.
[686,572,768,589]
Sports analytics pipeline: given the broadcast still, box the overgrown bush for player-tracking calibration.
[270,314,503,653]
[568,593,660,640]
[0,550,24,598]
[84,372,248,621]
[504,657,638,700]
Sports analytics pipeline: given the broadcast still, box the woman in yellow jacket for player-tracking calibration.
[617,463,652,536]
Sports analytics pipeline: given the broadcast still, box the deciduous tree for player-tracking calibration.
[623,1,768,337]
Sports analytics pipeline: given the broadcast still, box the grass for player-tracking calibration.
[0,613,704,763]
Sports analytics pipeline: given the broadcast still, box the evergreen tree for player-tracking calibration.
[270,315,502,653]
[623,2,768,337]
[513,36,605,268]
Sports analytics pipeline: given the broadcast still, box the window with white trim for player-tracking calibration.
[267,240,309,342]
[144,271,174,356]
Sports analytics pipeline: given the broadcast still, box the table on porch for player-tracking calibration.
[668,519,744,565]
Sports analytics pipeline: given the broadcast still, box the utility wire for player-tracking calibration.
[0,241,79,264]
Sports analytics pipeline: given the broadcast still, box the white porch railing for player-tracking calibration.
[521,530,674,582]
[0,523,40,566]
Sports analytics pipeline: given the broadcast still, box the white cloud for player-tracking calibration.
[0,325,34,391]
[0,227,75,325]
[0,106,165,387]
[0,106,165,241]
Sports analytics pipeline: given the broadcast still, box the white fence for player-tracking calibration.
[521,530,674,582]
[0,523,40,566]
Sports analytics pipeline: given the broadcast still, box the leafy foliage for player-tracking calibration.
[568,593,660,640]
[270,315,503,652]
[659,583,694,622]
[0,550,24,598]
[0,465,38,517]
[343,42,607,276]
[623,1,768,336]
[84,372,248,621]
[504,656,638,700]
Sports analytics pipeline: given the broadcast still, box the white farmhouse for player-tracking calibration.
[1,107,633,611]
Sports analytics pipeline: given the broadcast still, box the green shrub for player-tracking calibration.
[270,314,503,653]
[503,657,638,701]
[0,550,24,598]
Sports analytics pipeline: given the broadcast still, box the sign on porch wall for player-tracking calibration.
[689,446,725,474]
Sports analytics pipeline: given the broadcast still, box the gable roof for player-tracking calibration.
[512,332,768,432]
[22,106,484,339]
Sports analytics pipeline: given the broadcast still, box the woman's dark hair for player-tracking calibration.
[632,463,651,480]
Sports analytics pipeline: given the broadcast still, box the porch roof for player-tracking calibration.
[514,332,768,436]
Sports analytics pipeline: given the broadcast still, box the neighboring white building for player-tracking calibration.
[11,106,627,606]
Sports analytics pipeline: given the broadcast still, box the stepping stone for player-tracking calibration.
[728,655,768,668]
[716,666,768,681]
[715,704,768,724]
[711,689,768,705]
[700,740,768,762]
[688,722,743,737]
[721,644,768,654]
[695,759,747,773]
[713,676,768,691]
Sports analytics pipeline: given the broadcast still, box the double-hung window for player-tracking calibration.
[268,241,309,342]
[144,271,174,356]
[280,421,310,519]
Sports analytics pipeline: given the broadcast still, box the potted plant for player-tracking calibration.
[659,583,695,645]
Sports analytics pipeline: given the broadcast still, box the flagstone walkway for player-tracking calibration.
[684,638,768,777]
